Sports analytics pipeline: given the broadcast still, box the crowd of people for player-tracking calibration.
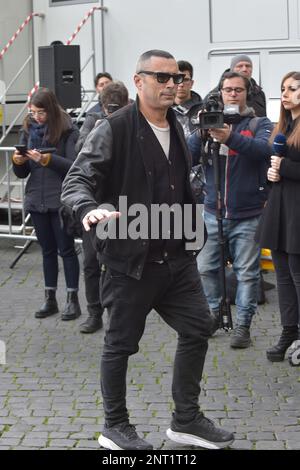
[12,50,300,450]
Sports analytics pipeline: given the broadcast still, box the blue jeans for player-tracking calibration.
[198,211,261,327]
[31,211,80,290]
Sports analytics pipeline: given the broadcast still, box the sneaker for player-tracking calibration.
[98,422,153,450]
[166,413,234,450]
[230,325,251,349]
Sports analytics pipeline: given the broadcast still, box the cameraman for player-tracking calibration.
[203,55,266,117]
[188,72,273,348]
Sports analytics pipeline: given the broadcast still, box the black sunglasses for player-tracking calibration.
[137,71,185,84]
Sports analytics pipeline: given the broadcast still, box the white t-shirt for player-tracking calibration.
[147,120,170,159]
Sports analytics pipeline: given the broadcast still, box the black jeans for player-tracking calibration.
[82,230,102,314]
[272,250,300,327]
[100,255,212,427]
[31,211,80,290]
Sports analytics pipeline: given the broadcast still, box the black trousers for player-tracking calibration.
[100,255,212,427]
[31,211,80,290]
[81,230,102,314]
[272,250,300,327]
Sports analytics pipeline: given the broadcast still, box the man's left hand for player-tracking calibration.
[209,124,231,144]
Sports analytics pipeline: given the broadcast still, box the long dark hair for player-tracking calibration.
[270,71,300,149]
[24,88,71,144]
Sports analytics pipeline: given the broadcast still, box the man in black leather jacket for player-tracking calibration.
[61,49,234,451]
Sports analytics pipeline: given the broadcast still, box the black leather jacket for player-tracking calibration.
[61,99,201,279]
[172,90,203,138]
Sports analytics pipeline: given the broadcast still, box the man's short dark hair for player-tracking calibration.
[101,81,129,110]
[50,40,64,46]
[177,60,193,79]
[136,50,175,72]
[219,71,250,93]
[94,72,113,87]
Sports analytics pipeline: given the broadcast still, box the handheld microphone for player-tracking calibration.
[273,133,286,156]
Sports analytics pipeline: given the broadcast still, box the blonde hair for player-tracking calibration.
[270,71,300,150]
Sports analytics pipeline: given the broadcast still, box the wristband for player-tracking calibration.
[12,153,26,165]
[40,153,51,166]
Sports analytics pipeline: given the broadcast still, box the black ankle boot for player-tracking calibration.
[210,310,220,336]
[35,289,59,318]
[61,291,81,321]
[79,309,103,334]
[266,326,299,362]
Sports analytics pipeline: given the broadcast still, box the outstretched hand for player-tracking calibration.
[82,209,121,232]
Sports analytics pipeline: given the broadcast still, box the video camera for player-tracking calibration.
[194,92,242,129]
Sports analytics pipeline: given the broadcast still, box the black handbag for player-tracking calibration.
[59,206,83,238]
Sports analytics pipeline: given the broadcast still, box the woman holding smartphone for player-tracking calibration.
[12,87,81,321]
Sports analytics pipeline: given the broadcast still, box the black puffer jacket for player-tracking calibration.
[172,90,203,138]
[13,121,79,214]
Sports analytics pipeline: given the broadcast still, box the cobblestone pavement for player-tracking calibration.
[0,238,299,451]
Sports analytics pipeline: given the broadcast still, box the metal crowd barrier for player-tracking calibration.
[0,146,35,241]
[0,146,82,268]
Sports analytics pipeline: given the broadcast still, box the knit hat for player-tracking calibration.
[230,54,252,71]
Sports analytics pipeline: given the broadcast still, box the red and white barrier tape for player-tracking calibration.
[27,6,105,102]
[0,13,44,60]
[28,83,40,102]
[66,6,104,45]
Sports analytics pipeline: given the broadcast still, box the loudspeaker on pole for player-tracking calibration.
[38,44,81,109]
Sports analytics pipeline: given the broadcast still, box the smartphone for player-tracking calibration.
[14,144,27,155]
[37,147,57,154]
